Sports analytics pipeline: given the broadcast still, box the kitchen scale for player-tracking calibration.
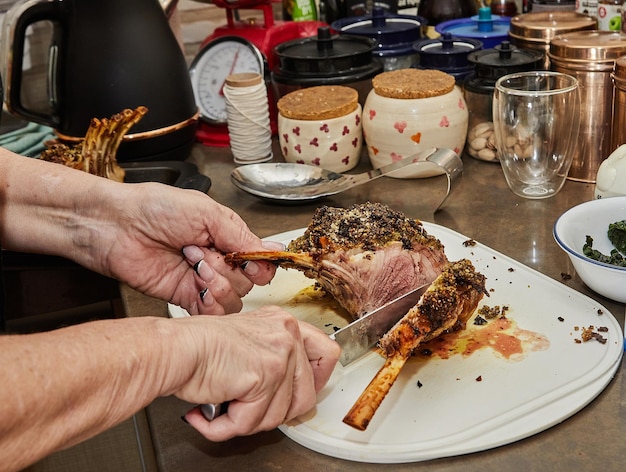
[190,0,324,147]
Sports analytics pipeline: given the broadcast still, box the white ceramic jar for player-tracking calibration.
[277,85,362,173]
[363,68,468,178]
[595,144,626,199]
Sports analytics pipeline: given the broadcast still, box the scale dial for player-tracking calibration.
[189,36,266,124]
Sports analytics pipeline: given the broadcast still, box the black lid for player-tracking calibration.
[331,7,425,57]
[466,41,545,84]
[272,26,383,85]
[413,33,483,80]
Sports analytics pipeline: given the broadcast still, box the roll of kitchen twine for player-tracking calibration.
[223,73,273,164]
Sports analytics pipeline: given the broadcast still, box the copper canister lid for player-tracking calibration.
[549,31,626,68]
[509,11,597,45]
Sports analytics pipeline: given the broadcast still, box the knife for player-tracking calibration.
[331,283,429,366]
[198,283,429,421]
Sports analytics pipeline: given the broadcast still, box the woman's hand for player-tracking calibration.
[172,306,341,441]
[88,182,282,315]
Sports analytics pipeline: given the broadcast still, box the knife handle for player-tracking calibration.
[199,402,229,421]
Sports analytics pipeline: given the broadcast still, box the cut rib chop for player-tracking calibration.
[343,258,488,431]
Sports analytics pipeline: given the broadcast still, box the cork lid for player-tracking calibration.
[277,85,359,120]
[372,69,455,99]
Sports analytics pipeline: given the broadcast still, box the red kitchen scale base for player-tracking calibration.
[194,0,324,147]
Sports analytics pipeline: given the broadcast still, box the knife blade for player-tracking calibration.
[331,283,429,366]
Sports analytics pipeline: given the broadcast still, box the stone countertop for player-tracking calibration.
[121,140,625,472]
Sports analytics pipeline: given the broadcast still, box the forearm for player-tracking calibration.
[0,316,201,471]
[0,152,128,263]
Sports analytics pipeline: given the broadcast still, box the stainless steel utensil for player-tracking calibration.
[230,147,463,210]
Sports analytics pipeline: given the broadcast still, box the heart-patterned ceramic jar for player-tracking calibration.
[363,68,468,178]
[277,85,362,173]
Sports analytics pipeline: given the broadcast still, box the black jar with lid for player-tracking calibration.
[413,32,483,82]
[463,41,545,161]
[331,7,425,71]
[271,26,383,105]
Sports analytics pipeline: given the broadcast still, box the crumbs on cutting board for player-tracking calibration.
[573,325,609,344]
[561,308,609,344]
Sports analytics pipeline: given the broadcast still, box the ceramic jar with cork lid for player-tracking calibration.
[362,68,467,178]
[277,85,362,173]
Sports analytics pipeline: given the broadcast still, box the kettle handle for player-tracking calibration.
[5,0,62,128]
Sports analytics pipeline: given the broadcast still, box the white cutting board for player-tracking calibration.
[169,223,623,463]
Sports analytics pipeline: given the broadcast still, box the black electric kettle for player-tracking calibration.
[1,0,198,161]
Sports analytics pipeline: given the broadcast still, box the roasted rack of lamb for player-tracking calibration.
[226,203,487,432]
[224,202,449,319]
[40,106,147,182]
[343,258,488,431]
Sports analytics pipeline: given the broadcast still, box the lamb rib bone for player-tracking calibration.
[342,258,488,431]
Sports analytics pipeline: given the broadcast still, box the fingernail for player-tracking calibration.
[262,240,285,251]
[183,245,204,262]
[196,261,216,282]
[200,287,214,305]
[242,260,261,277]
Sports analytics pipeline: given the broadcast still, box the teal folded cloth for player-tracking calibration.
[0,121,57,157]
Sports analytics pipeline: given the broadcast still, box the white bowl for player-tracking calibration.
[553,196,626,303]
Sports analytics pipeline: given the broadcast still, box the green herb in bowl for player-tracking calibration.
[583,220,626,267]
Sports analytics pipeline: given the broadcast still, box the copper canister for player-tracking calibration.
[509,12,597,69]
[549,31,626,182]
[611,56,626,151]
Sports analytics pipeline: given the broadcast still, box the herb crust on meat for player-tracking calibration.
[288,202,443,253]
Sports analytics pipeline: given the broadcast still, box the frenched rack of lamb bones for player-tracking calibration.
[40,106,148,182]
[225,202,449,320]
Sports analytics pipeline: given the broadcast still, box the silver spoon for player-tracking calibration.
[230,147,463,210]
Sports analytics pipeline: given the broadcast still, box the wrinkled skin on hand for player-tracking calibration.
[89,182,282,315]
[174,306,341,441]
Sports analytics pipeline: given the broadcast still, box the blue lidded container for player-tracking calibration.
[434,7,511,49]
